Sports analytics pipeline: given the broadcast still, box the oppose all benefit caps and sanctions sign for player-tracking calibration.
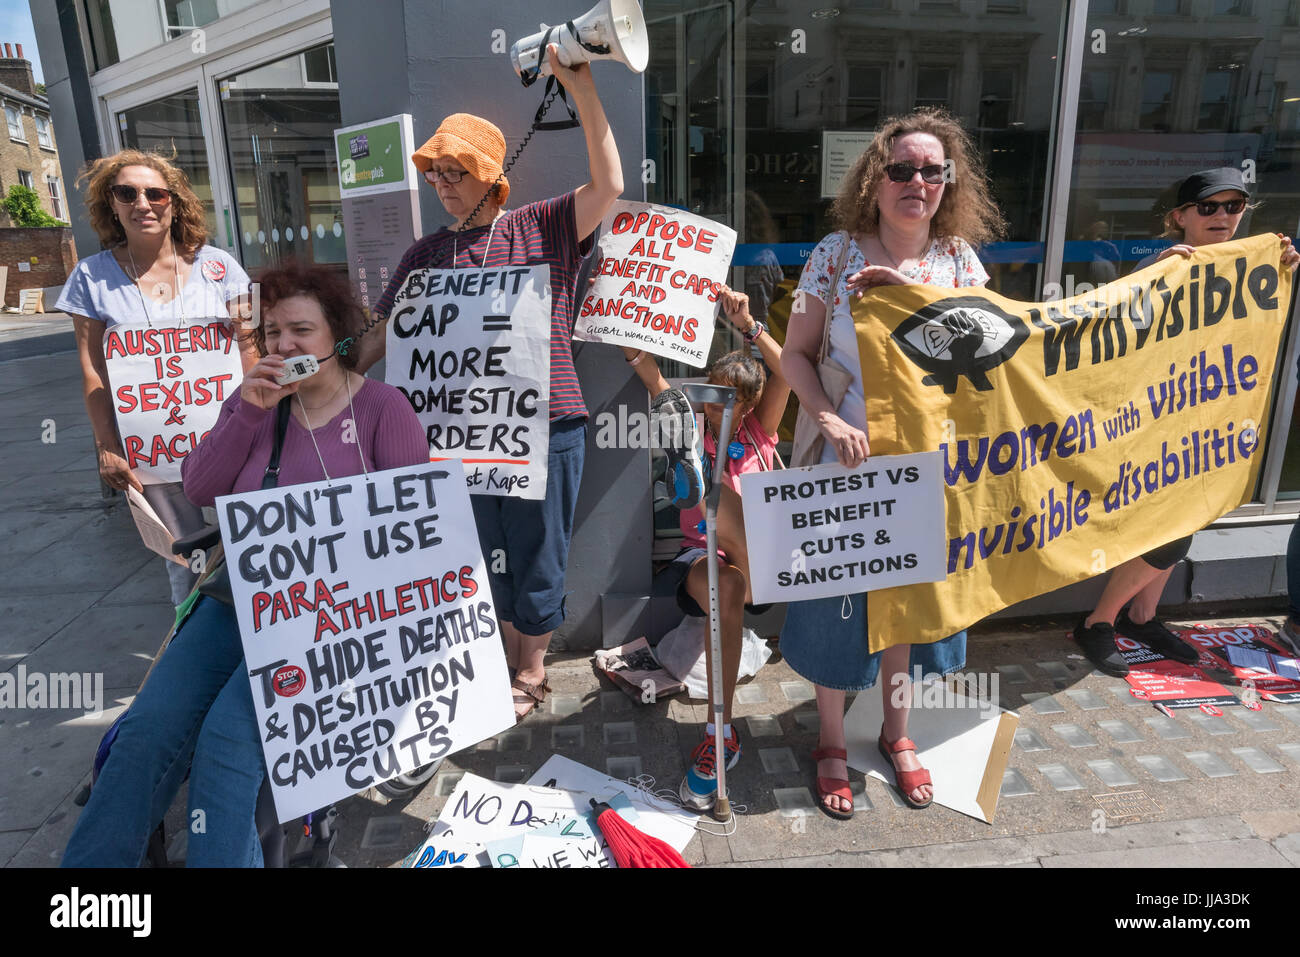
[216,464,515,823]
[385,265,551,500]
[855,233,1294,654]
[575,200,737,368]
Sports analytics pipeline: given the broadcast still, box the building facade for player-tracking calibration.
[32,0,1300,647]
[0,42,66,226]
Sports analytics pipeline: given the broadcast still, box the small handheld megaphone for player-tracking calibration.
[511,0,650,84]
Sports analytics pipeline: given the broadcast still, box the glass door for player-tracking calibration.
[217,41,345,272]
[116,89,220,244]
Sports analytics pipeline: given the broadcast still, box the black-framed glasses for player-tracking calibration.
[884,163,945,185]
[1184,198,1247,216]
[109,185,173,206]
[424,168,467,185]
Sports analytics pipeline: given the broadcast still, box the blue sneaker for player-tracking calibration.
[651,387,704,509]
[678,727,741,811]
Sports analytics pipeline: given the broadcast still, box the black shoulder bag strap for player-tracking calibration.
[262,397,293,490]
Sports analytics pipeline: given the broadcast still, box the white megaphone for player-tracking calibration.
[511,0,650,84]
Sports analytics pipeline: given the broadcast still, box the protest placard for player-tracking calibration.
[528,754,697,852]
[104,318,243,484]
[739,453,945,604]
[432,774,596,846]
[575,201,737,368]
[1119,633,1240,712]
[486,812,614,868]
[385,266,551,499]
[400,834,488,868]
[851,234,1293,652]
[1182,624,1300,703]
[217,464,514,822]
[125,487,185,565]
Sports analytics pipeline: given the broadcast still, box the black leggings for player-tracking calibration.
[1140,535,1193,571]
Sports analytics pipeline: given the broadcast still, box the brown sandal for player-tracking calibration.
[511,677,551,724]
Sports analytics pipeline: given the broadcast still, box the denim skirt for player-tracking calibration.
[779,592,967,691]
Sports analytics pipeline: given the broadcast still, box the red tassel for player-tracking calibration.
[590,801,690,868]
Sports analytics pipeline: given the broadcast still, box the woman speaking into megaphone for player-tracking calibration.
[360,45,623,723]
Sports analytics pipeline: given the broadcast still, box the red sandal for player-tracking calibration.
[811,746,854,821]
[877,727,933,809]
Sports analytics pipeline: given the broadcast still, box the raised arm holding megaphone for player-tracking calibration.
[359,42,624,724]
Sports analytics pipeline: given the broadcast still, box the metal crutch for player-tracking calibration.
[681,381,738,823]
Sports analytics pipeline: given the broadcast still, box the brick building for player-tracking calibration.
[0,43,66,227]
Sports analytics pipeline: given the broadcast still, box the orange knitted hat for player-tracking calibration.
[411,113,510,205]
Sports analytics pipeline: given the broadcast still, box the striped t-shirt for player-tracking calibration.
[374,191,592,420]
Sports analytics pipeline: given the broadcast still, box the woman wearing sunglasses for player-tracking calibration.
[780,108,1006,819]
[57,149,254,606]
[1074,167,1300,676]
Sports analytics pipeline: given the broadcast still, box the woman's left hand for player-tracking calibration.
[845,264,916,297]
[1280,234,1299,272]
[547,44,595,93]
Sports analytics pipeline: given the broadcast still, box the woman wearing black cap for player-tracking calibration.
[1073,167,1299,677]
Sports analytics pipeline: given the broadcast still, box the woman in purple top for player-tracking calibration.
[62,262,425,867]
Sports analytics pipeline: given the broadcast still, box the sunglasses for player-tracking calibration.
[424,168,467,185]
[884,163,945,185]
[109,185,174,206]
[1183,198,1247,216]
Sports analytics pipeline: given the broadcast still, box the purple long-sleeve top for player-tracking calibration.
[183,379,428,504]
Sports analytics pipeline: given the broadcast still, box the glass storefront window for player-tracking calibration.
[1062,3,1300,503]
[219,42,344,272]
[642,0,1069,542]
[645,0,1067,312]
[118,89,219,243]
[83,0,261,70]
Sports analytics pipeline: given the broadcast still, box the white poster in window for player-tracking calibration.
[738,452,946,604]
[822,130,876,199]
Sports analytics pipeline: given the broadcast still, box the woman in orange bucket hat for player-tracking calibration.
[361,45,623,722]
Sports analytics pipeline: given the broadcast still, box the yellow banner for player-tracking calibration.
[855,233,1294,652]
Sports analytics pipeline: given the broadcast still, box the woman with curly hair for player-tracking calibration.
[57,149,255,605]
[780,108,1006,819]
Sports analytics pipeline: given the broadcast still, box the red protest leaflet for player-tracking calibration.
[1117,635,1239,711]
[1177,624,1300,704]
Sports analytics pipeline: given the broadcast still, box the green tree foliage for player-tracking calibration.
[3,184,63,227]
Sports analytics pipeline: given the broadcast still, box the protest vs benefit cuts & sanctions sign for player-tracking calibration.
[855,234,1293,653]
[104,318,243,484]
[385,266,551,500]
[740,453,946,604]
[575,201,737,368]
[217,464,515,822]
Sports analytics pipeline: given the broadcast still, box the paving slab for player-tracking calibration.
[1040,837,1290,868]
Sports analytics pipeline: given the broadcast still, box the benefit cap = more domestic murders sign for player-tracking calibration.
[575,201,737,368]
